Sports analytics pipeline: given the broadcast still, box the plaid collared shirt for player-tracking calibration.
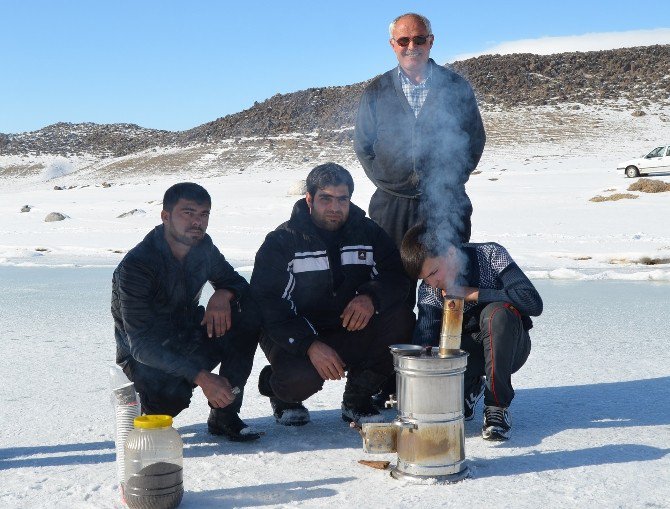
[398,63,433,117]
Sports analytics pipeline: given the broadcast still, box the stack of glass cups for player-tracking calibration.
[109,365,141,498]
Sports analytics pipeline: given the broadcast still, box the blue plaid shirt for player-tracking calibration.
[398,63,433,117]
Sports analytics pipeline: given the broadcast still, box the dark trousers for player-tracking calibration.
[260,304,415,403]
[124,294,260,417]
[368,189,423,249]
[368,188,472,248]
[368,188,472,310]
[461,302,531,408]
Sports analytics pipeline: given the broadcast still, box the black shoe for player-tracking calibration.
[342,370,387,424]
[341,399,384,424]
[482,405,511,441]
[207,409,261,442]
[270,397,310,426]
[464,376,485,421]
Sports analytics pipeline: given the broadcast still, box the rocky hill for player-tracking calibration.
[1,45,668,159]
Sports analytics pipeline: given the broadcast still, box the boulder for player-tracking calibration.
[44,212,67,222]
[117,208,146,218]
[21,205,31,212]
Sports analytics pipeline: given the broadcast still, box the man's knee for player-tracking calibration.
[128,361,194,416]
[270,365,323,403]
[261,335,324,402]
[139,381,193,417]
[479,302,523,335]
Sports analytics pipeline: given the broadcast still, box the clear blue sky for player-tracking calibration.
[1,0,668,134]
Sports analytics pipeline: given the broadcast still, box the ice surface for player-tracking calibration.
[0,267,668,508]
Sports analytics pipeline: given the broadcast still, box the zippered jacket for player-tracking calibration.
[112,225,249,382]
[250,199,409,356]
[354,59,485,203]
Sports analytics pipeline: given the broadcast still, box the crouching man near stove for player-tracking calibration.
[251,163,414,426]
[112,182,261,442]
[400,224,543,440]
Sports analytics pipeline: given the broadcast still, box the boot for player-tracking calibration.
[259,365,310,426]
[270,397,310,426]
[207,408,261,442]
[341,370,388,424]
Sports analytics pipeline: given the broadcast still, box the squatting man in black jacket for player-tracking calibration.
[401,224,543,441]
[112,183,261,442]
[251,163,415,426]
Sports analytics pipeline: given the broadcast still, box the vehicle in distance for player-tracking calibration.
[618,145,670,177]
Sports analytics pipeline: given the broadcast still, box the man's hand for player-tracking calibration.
[201,289,234,338]
[442,286,479,302]
[341,294,375,331]
[307,340,346,380]
[194,370,235,408]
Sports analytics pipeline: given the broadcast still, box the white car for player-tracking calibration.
[617,145,670,178]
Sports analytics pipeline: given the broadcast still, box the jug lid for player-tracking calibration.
[134,415,173,429]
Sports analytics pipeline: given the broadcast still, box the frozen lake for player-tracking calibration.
[0,266,668,508]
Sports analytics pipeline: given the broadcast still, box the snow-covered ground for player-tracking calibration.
[1,106,669,279]
[0,269,668,508]
[0,106,669,507]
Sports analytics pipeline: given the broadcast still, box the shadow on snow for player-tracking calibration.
[1,377,667,477]
[184,477,356,508]
[464,376,670,448]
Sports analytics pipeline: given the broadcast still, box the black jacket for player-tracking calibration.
[112,225,248,382]
[250,199,409,356]
[354,60,486,201]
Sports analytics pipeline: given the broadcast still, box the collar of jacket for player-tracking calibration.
[392,58,456,92]
[287,198,366,236]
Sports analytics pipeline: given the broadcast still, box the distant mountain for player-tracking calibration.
[1,45,668,159]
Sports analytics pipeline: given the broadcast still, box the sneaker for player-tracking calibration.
[482,405,511,441]
[464,376,485,421]
[207,409,262,442]
[270,397,310,426]
[341,399,384,424]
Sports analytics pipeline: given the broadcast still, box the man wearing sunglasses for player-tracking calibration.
[354,12,486,252]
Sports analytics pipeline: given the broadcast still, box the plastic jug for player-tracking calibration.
[124,415,184,509]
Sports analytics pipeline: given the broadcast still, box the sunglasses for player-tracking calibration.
[393,35,431,47]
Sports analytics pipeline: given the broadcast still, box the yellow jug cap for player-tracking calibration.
[134,415,173,429]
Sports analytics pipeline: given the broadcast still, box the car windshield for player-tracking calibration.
[647,147,665,158]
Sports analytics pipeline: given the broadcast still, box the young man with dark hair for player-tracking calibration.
[112,182,261,441]
[251,163,414,426]
[400,224,543,440]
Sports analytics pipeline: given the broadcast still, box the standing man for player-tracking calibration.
[251,163,414,426]
[354,12,486,247]
[112,182,261,442]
